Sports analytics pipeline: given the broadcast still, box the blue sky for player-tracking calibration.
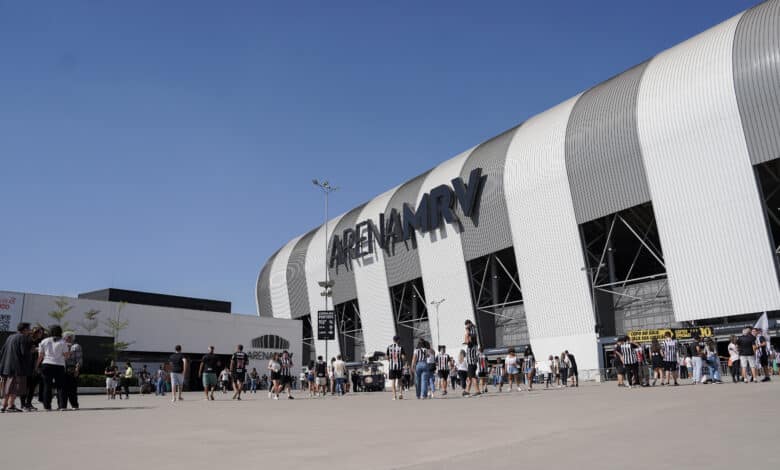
[0,0,759,314]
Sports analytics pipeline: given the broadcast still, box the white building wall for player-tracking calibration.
[504,96,600,372]
[415,148,476,352]
[268,235,302,319]
[17,292,302,373]
[303,215,344,360]
[353,186,400,356]
[636,13,780,321]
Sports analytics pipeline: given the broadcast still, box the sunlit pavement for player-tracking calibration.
[2,380,777,470]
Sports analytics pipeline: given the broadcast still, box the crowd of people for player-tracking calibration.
[610,327,777,388]
[0,323,82,412]
[2,320,777,412]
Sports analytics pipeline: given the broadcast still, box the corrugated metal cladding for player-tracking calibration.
[383,170,432,287]
[457,126,520,261]
[734,0,780,166]
[565,62,652,224]
[255,249,280,317]
[636,13,780,321]
[285,227,318,319]
[328,203,368,306]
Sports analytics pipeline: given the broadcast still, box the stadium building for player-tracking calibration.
[256,1,780,375]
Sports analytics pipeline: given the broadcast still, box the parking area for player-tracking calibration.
[2,381,777,470]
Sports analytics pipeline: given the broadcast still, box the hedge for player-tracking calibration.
[77,374,139,387]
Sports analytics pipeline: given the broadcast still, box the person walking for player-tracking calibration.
[476,347,489,395]
[155,365,167,396]
[464,320,479,397]
[62,331,81,410]
[36,325,69,411]
[121,362,133,399]
[279,350,294,400]
[704,338,722,384]
[168,344,188,402]
[411,339,431,400]
[650,339,663,386]
[268,353,281,399]
[313,356,328,397]
[754,328,772,382]
[333,355,347,396]
[661,332,680,386]
[230,344,248,400]
[692,333,707,384]
[492,358,505,392]
[436,345,451,397]
[559,352,571,388]
[249,368,259,394]
[736,328,757,383]
[21,326,45,411]
[455,350,468,391]
[523,346,536,391]
[727,336,740,383]
[504,348,520,392]
[0,322,33,413]
[566,350,579,387]
[198,346,218,401]
[386,335,405,400]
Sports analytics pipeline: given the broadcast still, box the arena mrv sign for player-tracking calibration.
[329,168,486,268]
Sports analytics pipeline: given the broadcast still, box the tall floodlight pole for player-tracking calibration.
[314,179,338,363]
[430,298,446,348]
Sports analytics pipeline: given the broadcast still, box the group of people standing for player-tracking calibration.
[0,323,82,412]
[384,319,578,400]
[612,327,776,388]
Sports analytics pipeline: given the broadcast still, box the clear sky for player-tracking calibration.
[0,0,759,314]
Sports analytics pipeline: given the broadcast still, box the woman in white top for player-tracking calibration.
[504,348,521,392]
[727,335,740,383]
[36,325,70,411]
[455,350,468,391]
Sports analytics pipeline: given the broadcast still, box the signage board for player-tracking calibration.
[317,310,335,340]
[0,291,24,332]
[626,327,714,343]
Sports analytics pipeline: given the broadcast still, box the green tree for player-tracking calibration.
[79,308,100,335]
[48,297,73,331]
[103,302,134,360]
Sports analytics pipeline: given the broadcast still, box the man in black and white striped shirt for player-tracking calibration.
[463,319,479,397]
[386,335,405,400]
[661,332,679,386]
[616,337,639,388]
[435,346,451,397]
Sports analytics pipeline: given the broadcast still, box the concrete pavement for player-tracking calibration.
[1,381,777,470]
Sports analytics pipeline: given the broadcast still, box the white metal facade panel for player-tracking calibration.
[636,14,780,321]
[415,148,476,352]
[504,96,598,345]
[353,186,400,355]
[268,234,302,320]
[304,214,345,359]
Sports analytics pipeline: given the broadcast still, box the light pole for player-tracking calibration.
[314,179,338,362]
[430,298,446,348]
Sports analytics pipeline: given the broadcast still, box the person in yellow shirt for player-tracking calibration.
[121,362,134,399]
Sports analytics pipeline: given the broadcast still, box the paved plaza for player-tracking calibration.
[2,381,777,469]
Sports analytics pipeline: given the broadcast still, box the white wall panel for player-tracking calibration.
[504,96,600,371]
[304,214,344,359]
[416,148,475,352]
[353,186,400,355]
[636,14,780,321]
[269,235,302,320]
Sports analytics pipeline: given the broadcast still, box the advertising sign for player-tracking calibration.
[626,327,713,343]
[317,310,335,340]
[0,291,24,332]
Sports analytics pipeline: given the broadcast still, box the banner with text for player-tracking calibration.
[627,327,713,343]
[0,291,24,332]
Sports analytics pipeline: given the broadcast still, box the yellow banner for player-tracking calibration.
[626,327,713,343]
